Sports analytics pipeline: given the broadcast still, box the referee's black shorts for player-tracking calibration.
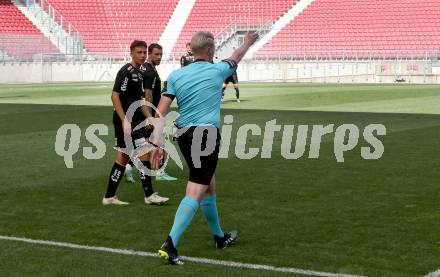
[177,125,221,185]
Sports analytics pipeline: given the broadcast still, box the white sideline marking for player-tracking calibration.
[0,235,364,277]
[424,269,440,277]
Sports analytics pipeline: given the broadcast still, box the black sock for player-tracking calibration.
[140,160,154,197]
[105,162,125,198]
[235,87,240,99]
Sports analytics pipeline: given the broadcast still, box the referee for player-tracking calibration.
[153,31,259,265]
[102,40,168,206]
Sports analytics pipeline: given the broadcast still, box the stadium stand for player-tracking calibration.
[256,0,440,59]
[42,0,179,54]
[0,0,59,58]
[172,0,297,57]
[2,0,439,60]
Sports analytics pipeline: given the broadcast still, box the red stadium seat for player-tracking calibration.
[172,0,297,55]
[0,0,60,58]
[42,0,179,54]
[257,0,440,58]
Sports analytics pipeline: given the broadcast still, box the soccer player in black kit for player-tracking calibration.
[102,40,168,205]
[222,71,240,103]
[180,42,194,67]
[141,43,177,181]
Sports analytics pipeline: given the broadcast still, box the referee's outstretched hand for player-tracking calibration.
[229,32,259,63]
[244,31,259,46]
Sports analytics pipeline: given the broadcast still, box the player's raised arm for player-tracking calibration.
[228,32,259,64]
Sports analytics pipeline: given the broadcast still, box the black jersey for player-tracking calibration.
[112,63,145,125]
[140,62,161,113]
[180,52,194,67]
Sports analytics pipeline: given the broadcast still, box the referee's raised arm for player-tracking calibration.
[228,32,259,64]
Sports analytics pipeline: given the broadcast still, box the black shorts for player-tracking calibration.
[177,125,221,185]
[225,72,238,84]
[113,113,152,149]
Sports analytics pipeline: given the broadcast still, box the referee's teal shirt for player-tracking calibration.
[163,59,237,128]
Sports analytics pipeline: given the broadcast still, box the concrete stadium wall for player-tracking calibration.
[1,60,439,84]
[0,61,179,83]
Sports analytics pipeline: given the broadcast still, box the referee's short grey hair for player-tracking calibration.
[191,31,215,55]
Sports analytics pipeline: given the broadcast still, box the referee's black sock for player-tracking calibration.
[105,162,125,198]
[140,160,154,198]
[235,87,240,99]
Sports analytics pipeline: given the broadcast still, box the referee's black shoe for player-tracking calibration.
[214,230,238,249]
[158,236,183,265]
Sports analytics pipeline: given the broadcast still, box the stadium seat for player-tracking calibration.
[42,0,179,54]
[256,0,440,59]
[171,0,297,57]
[0,0,60,58]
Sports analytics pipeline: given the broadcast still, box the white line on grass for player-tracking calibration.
[424,269,440,277]
[0,235,364,277]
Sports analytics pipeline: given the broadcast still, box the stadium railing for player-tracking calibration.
[21,0,85,56]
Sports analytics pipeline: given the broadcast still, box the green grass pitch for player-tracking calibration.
[0,82,439,276]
